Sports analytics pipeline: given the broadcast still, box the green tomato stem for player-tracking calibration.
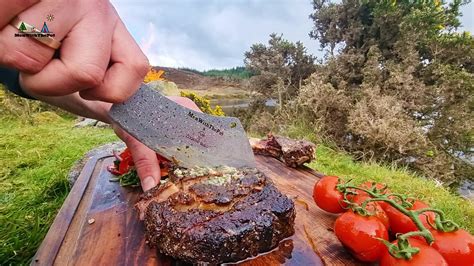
[342,185,435,243]
[338,181,461,259]
[415,208,459,232]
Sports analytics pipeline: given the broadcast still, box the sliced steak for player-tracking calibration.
[251,135,282,158]
[136,166,295,265]
[252,134,316,167]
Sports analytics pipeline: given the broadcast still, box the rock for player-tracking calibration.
[146,80,181,96]
[73,119,110,128]
[95,121,110,128]
[458,179,474,202]
[74,118,98,128]
[67,142,126,187]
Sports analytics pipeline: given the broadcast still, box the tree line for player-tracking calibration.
[242,0,473,183]
[179,67,253,79]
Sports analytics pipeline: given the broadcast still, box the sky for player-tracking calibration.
[111,0,474,71]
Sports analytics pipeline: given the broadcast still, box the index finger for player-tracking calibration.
[79,18,149,103]
[114,126,161,191]
[0,0,39,29]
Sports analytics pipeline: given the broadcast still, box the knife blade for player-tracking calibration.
[109,83,256,169]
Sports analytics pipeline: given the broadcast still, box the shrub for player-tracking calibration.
[242,0,474,183]
[347,90,428,157]
[179,91,225,116]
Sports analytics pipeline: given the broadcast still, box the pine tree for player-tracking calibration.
[41,22,49,33]
[19,22,27,32]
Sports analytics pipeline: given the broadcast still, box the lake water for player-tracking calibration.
[210,98,277,114]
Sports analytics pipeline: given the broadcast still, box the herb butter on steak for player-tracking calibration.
[136,166,295,265]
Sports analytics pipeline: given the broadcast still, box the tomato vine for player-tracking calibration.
[336,180,459,260]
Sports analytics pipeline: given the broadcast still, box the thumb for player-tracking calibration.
[113,125,160,191]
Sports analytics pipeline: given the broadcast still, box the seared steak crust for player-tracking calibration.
[138,167,295,265]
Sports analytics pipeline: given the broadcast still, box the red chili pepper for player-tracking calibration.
[118,156,134,175]
[120,148,132,161]
[108,148,171,177]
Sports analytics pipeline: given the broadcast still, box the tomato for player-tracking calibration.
[334,211,389,262]
[360,181,389,193]
[384,200,435,234]
[350,194,390,229]
[380,238,447,266]
[359,181,391,210]
[313,176,347,213]
[430,229,474,266]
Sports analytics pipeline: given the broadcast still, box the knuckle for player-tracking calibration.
[116,130,135,145]
[133,158,158,176]
[183,98,196,106]
[14,0,40,11]
[3,50,44,73]
[175,97,196,108]
[69,63,105,88]
[105,92,129,103]
[121,134,135,145]
[22,0,40,7]
[131,57,150,78]
[133,157,152,169]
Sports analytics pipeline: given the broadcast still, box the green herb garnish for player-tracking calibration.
[110,168,140,187]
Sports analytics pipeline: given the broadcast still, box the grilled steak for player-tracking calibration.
[136,166,295,265]
[251,134,282,158]
[252,134,316,167]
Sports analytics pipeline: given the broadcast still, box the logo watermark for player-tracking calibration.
[14,14,55,38]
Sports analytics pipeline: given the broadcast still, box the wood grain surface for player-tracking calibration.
[31,153,363,266]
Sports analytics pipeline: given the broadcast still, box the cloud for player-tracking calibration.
[140,22,155,55]
[111,0,322,70]
[138,22,184,68]
[137,20,227,70]
[111,0,473,71]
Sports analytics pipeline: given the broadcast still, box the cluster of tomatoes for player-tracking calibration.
[312,175,474,265]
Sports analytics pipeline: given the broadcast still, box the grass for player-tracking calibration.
[0,112,472,265]
[0,115,117,265]
[310,145,474,233]
[283,121,474,233]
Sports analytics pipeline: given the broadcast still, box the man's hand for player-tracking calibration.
[0,0,202,192]
[113,127,160,191]
[0,0,148,103]
[34,92,202,191]
[114,96,203,191]
[0,1,40,30]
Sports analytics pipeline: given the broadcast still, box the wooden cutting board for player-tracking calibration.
[31,153,363,266]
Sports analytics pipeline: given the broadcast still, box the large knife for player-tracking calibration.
[109,83,256,169]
